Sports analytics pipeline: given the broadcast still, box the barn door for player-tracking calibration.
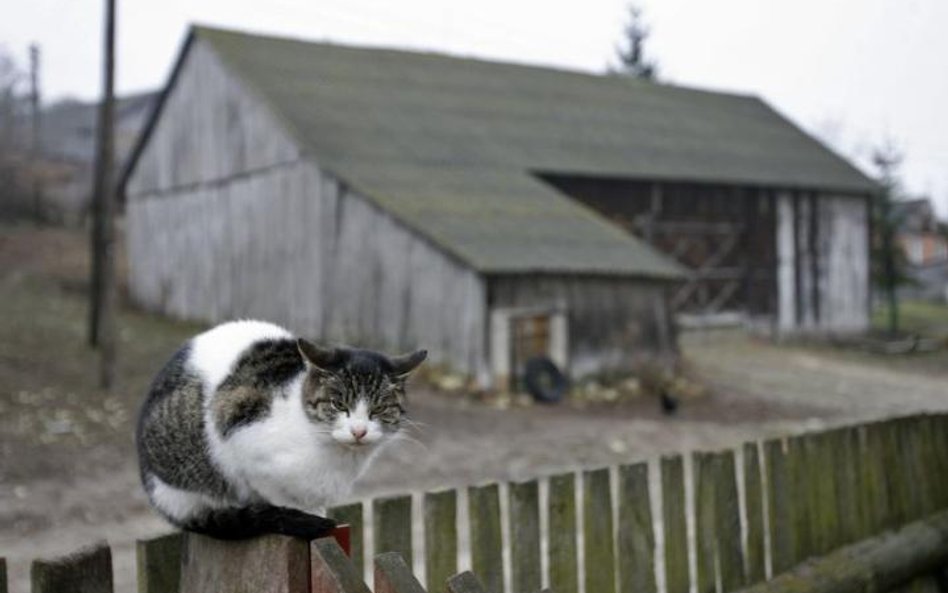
[510,314,551,391]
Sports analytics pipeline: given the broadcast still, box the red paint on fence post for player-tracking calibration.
[332,524,351,557]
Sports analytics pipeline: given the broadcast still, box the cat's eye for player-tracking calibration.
[331,400,348,414]
[370,404,400,419]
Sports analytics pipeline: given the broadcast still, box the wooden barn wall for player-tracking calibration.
[125,40,301,199]
[125,39,487,376]
[488,275,674,379]
[539,174,778,317]
[776,192,869,333]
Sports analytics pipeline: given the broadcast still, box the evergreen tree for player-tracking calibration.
[613,4,658,80]
[871,141,909,336]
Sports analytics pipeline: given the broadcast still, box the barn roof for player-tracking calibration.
[129,26,876,278]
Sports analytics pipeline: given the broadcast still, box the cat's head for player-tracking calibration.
[297,339,426,447]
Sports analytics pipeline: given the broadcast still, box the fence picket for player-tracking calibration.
[693,452,716,593]
[885,419,910,527]
[714,451,744,593]
[865,421,893,533]
[375,552,426,593]
[787,436,810,564]
[447,572,489,593]
[23,412,948,593]
[31,543,113,593]
[616,462,656,593]
[329,503,364,575]
[583,468,616,593]
[742,442,765,585]
[765,438,793,575]
[136,533,183,593]
[468,484,503,593]
[509,480,542,593]
[311,537,370,593]
[661,455,690,593]
[548,473,579,593]
[831,428,859,547]
[917,416,939,516]
[424,489,458,593]
[811,433,838,555]
[179,534,309,593]
[375,496,413,567]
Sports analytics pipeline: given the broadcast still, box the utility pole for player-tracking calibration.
[88,0,118,389]
[29,43,42,223]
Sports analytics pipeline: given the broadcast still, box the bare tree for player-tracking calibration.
[0,47,32,219]
[612,4,658,80]
[88,0,118,389]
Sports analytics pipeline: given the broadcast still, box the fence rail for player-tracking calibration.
[8,413,948,593]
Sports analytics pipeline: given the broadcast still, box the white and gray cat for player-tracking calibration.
[136,320,426,540]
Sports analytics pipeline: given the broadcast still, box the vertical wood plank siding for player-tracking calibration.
[776,192,869,333]
[126,45,486,375]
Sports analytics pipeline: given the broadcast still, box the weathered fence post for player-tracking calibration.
[714,450,744,592]
[375,552,425,593]
[584,468,616,593]
[509,479,542,593]
[179,533,309,593]
[375,495,414,567]
[330,503,365,576]
[662,455,690,593]
[743,442,766,585]
[693,451,716,593]
[447,572,489,593]
[425,489,458,592]
[616,462,656,593]
[765,438,793,575]
[31,542,113,593]
[732,508,948,593]
[137,532,183,593]
[0,557,6,593]
[468,484,503,593]
[311,537,369,593]
[548,472,579,593]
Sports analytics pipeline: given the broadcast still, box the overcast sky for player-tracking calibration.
[3,0,946,214]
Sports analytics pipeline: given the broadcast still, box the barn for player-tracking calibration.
[122,26,877,387]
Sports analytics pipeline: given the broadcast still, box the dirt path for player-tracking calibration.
[682,330,948,421]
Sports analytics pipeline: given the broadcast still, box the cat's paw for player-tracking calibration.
[267,507,337,540]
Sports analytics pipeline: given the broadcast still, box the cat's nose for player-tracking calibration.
[350,425,368,441]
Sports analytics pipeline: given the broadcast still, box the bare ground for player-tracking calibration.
[1,224,946,593]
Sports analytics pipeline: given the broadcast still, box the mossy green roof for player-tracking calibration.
[181,26,873,277]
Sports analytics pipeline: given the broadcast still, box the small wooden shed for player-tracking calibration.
[122,26,875,386]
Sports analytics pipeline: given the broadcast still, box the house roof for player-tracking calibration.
[128,26,876,278]
[40,92,156,164]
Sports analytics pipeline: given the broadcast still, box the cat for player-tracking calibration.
[136,319,426,540]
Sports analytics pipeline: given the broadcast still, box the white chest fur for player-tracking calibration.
[210,377,378,512]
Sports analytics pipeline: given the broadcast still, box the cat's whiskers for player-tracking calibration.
[390,430,430,453]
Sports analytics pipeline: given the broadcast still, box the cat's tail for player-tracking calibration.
[181,504,337,541]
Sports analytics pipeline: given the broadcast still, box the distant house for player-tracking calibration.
[122,26,877,386]
[35,92,156,224]
[894,198,948,302]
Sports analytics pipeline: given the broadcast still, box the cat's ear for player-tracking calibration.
[297,339,344,373]
[389,349,427,378]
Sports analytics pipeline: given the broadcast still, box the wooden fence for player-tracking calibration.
[9,412,948,593]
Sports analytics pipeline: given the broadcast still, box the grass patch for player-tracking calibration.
[0,224,204,481]
[871,300,948,338]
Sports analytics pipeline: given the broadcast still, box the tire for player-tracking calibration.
[523,356,569,404]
